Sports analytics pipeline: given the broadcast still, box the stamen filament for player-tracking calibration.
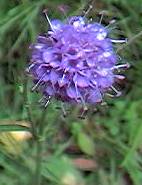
[111,63,130,70]
[111,86,121,97]
[43,10,55,31]
[32,74,45,91]
[111,38,128,43]
[115,75,125,80]
[44,96,51,107]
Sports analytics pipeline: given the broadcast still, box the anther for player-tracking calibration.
[99,10,107,24]
[105,19,116,28]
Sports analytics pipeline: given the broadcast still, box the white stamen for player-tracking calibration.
[115,75,125,80]
[99,14,104,24]
[111,63,130,70]
[28,64,35,70]
[79,94,87,111]
[111,38,128,43]
[59,72,66,87]
[83,5,93,18]
[44,96,51,107]
[38,97,45,103]
[105,19,116,28]
[32,80,42,91]
[106,93,115,97]
[61,103,67,117]
[111,86,121,97]
[32,74,45,91]
[99,10,107,24]
[75,81,79,99]
[44,11,55,31]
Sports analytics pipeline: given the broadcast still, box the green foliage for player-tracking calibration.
[0,124,30,132]
[42,156,84,184]
[72,122,95,156]
[0,0,142,185]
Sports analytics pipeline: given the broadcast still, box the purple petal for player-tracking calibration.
[87,89,102,103]
[50,70,60,84]
[73,74,90,87]
[43,51,53,63]
[51,19,64,31]
[45,86,55,96]
[49,60,60,68]
[66,86,76,98]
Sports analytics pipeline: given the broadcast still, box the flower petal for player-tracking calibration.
[87,89,102,103]
[73,74,90,87]
[67,86,76,99]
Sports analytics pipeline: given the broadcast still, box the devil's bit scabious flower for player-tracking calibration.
[28,16,129,106]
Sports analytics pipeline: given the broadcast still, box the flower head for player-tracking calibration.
[28,15,128,105]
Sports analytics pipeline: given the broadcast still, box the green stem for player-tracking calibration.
[35,139,44,185]
[23,74,48,185]
[34,108,48,185]
[23,75,36,138]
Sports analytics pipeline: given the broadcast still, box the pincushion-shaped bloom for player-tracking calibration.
[28,16,128,105]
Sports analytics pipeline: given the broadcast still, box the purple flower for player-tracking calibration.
[28,16,129,105]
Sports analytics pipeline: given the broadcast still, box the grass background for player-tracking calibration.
[0,0,142,185]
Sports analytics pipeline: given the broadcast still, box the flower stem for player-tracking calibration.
[23,75,36,138]
[35,138,44,185]
[34,108,48,185]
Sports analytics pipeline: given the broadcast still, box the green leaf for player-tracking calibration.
[77,132,95,156]
[42,156,84,185]
[0,124,30,132]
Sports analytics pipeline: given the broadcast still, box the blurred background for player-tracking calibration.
[0,0,142,185]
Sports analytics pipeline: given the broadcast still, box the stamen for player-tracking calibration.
[60,74,65,84]
[111,63,130,70]
[105,19,116,28]
[60,69,67,85]
[99,10,107,24]
[32,74,45,91]
[61,103,67,117]
[78,106,88,119]
[38,96,45,103]
[44,96,51,107]
[115,75,125,80]
[74,82,80,100]
[83,5,93,18]
[111,38,128,43]
[32,80,41,91]
[111,86,121,97]
[43,9,55,31]
[27,63,35,72]
[105,93,115,98]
